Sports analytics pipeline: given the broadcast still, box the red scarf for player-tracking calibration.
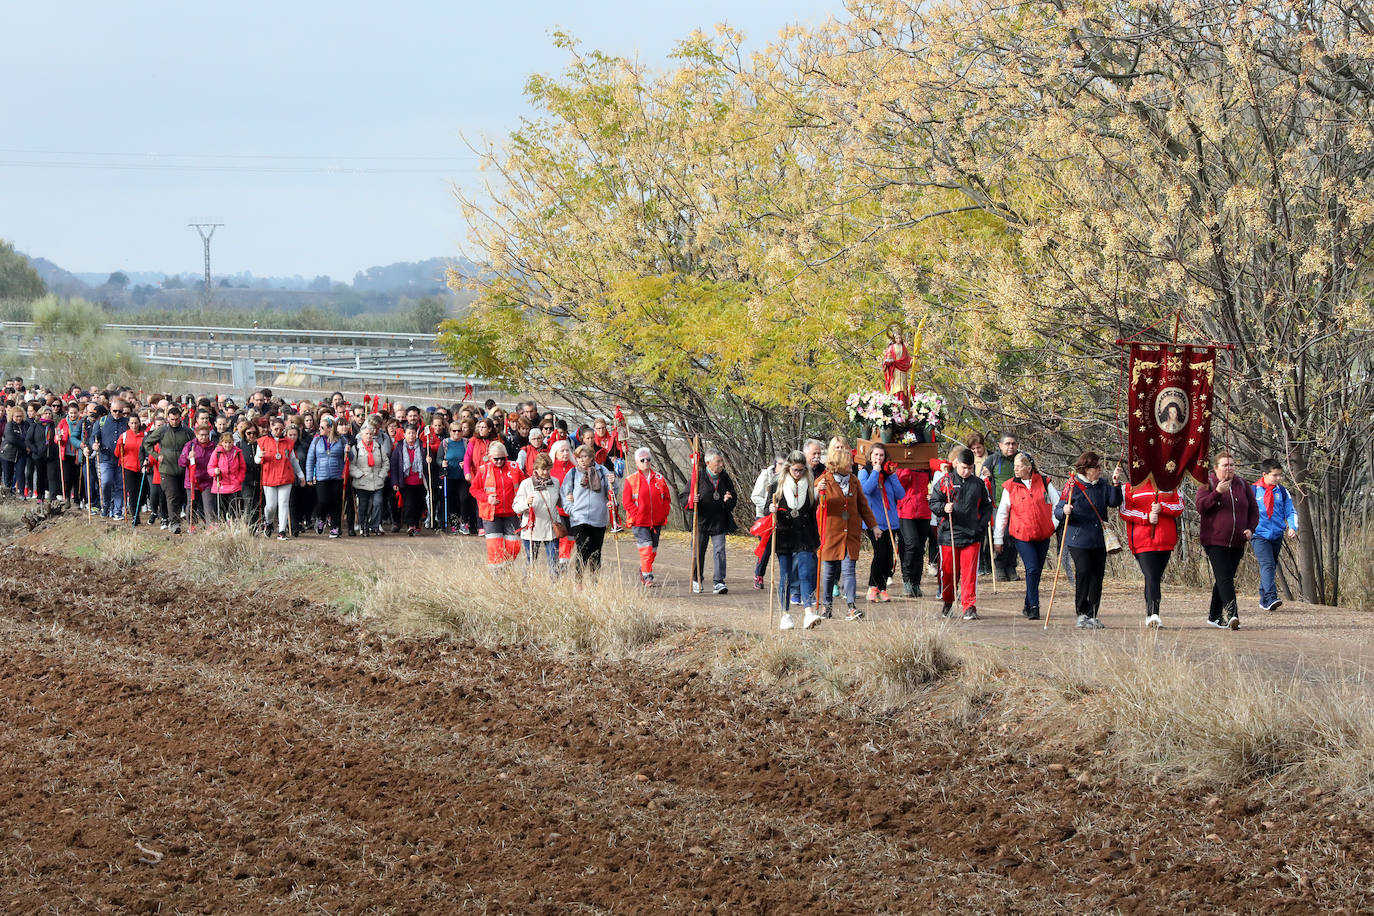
[1257,478,1275,516]
[363,440,375,467]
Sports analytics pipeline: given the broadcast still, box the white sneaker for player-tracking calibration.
[1145,613,1162,629]
[779,612,796,630]
[691,581,702,594]
[803,607,822,629]
[1076,614,1092,629]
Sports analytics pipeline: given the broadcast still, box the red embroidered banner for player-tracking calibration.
[1127,344,1216,490]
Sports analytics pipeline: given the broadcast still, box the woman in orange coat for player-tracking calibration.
[815,440,878,622]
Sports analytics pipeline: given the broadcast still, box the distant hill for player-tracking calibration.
[16,250,480,313]
[25,257,91,298]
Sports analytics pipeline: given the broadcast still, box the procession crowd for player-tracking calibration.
[0,378,1299,631]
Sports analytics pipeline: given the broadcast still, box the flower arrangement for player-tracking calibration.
[908,391,947,429]
[900,429,922,444]
[845,390,907,428]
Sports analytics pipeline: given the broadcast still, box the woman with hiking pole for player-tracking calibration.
[115,414,147,525]
[859,443,904,604]
[928,449,994,621]
[1053,451,1124,629]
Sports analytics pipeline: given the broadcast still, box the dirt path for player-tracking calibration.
[1,544,1371,913]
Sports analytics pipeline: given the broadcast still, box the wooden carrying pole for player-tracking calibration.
[690,436,701,593]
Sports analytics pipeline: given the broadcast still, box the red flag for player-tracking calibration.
[1126,343,1217,490]
[463,382,473,402]
[750,514,775,559]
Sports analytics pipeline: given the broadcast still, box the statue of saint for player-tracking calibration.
[881,319,923,403]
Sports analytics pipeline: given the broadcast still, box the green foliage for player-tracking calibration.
[408,296,448,334]
[9,296,143,389]
[0,240,46,301]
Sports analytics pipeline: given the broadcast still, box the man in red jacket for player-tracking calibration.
[1196,452,1259,630]
[622,447,672,586]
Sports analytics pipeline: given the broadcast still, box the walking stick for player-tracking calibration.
[689,436,701,593]
[133,470,146,528]
[57,438,66,506]
[188,455,197,534]
[610,495,624,580]
[815,477,829,609]
[1043,474,1073,630]
[768,496,779,629]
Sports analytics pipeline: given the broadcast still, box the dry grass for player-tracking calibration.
[98,528,154,569]
[1340,524,1374,612]
[176,519,344,597]
[360,554,668,657]
[1000,640,1374,795]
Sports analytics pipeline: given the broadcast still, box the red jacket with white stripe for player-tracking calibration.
[622,469,672,527]
[1121,482,1185,554]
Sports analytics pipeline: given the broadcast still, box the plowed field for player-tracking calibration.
[1,545,1370,914]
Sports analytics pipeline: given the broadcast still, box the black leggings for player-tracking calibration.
[401,483,426,528]
[122,469,148,517]
[868,528,896,589]
[1069,546,1107,619]
[1135,550,1170,613]
[1205,544,1246,621]
[316,478,343,530]
[571,523,605,577]
[899,518,929,589]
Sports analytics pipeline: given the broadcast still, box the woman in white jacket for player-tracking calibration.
[512,452,564,575]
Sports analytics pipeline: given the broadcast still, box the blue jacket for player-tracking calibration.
[441,438,466,480]
[1253,483,1298,540]
[94,415,128,461]
[561,464,612,528]
[858,468,905,532]
[305,435,347,482]
[1053,476,1123,550]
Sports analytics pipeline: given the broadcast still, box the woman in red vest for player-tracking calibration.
[992,453,1059,620]
[1121,478,1185,628]
[256,415,305,540]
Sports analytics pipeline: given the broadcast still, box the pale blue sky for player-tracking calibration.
[3,0,839,281]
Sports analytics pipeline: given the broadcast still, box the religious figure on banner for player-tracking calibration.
[881,319,924,403]
[1154,388,1189,434]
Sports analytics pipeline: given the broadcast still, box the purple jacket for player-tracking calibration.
[178,438,216,492]
[1196,473,1259,548]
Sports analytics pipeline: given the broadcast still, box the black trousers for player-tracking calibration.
[61,457,78,501]
[316,479,343,530]
[571,523,605,577]
[898,518,929,589]
[401,483,426,528]
[161,474,186,525]
[1205,544,1246,621]
[122,469,148,519]
[1135,550,1171,612]
[1069,546,1107,618]
[868,528,896,588]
